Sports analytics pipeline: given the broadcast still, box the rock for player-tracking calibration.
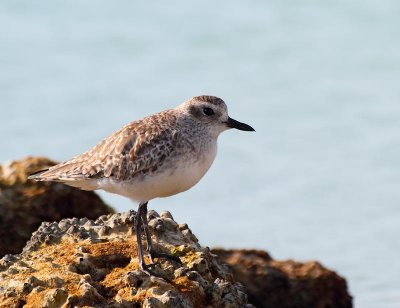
[0,157,352,307]
[0,211,252,307]
[0,157,114,257]
[212,249,353,308]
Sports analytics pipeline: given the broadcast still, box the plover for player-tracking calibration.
[29,95,255,275]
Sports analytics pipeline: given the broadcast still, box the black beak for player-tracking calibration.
[226,117,255,132]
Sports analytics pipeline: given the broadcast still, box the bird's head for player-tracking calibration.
[178,95,255,137]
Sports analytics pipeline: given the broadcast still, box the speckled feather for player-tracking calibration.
[31,109,181,182]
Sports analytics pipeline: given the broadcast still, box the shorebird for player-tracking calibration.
[29,95,255,275]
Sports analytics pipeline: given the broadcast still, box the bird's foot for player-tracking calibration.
[139,261,172,282]
[148,249,182,266]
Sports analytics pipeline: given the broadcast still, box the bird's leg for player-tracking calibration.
[135,203,146,269]
[138,202,156,263]
[140,202,182,266]
[135,202,158,276]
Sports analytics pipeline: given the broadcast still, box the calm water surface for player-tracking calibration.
[1,1,400,307]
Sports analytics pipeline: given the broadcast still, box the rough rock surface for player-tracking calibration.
[213,249,353,308]
[0,211,251,307]
[0,157,114,257]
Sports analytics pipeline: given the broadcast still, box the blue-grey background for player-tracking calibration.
[1,1,399,307]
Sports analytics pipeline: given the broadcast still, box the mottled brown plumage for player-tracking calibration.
[32,110,180,183]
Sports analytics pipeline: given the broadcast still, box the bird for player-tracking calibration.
[29,95,255,275]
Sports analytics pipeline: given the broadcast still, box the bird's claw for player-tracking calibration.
[139,262,172,282]
[149,250,182,266]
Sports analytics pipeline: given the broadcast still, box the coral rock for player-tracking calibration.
[0,211,251,307]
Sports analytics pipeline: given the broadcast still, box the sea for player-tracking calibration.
[1,1,399,307]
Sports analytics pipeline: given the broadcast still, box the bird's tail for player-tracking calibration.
[28,168,50,181]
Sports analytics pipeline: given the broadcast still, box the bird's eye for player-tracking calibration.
[203,107,214,116]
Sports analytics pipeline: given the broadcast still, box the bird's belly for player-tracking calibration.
[99,146,217,202]
[152,162,209,197]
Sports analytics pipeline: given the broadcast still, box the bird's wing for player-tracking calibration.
[29,111,180,183]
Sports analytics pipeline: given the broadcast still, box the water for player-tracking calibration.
[1,1,399,306]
